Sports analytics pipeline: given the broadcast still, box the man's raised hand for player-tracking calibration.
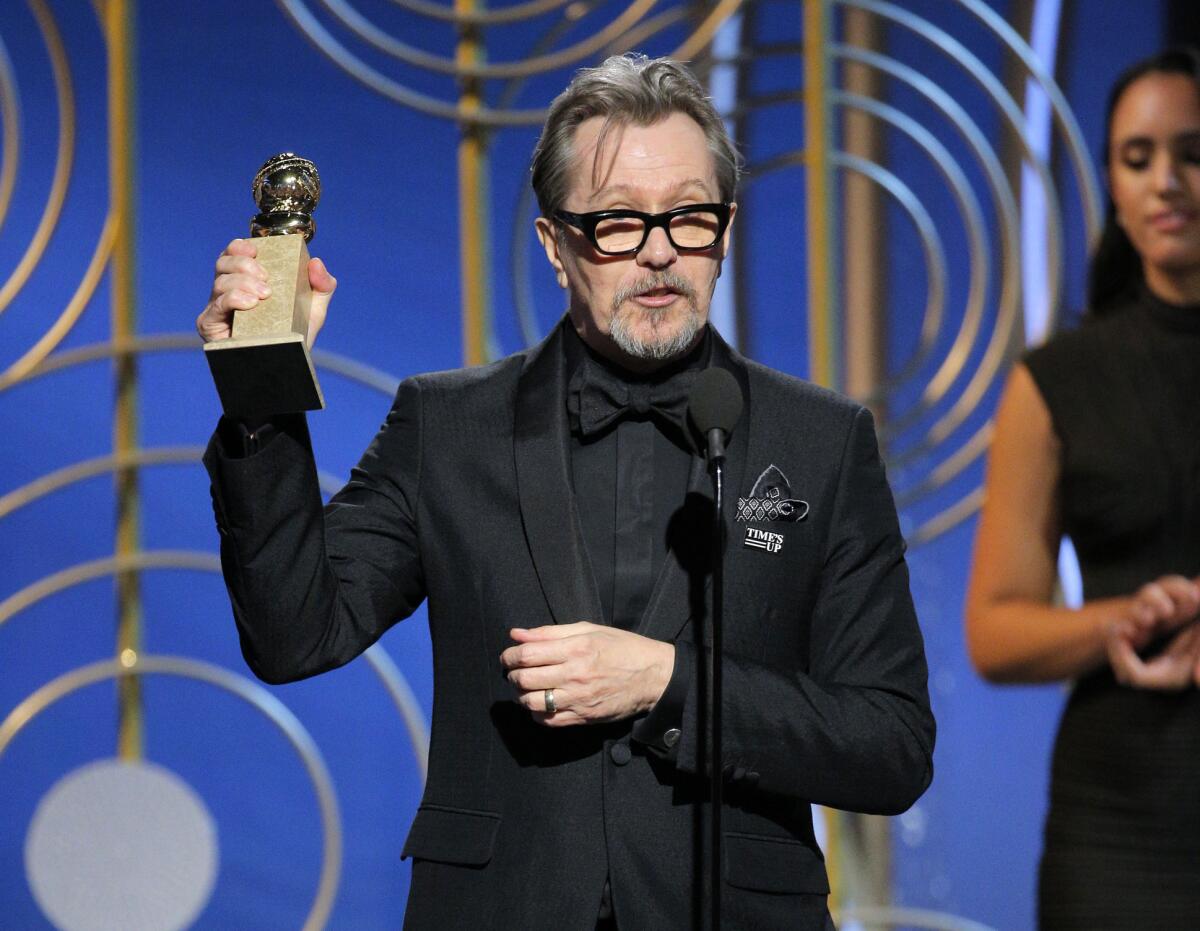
[196,238,336,345]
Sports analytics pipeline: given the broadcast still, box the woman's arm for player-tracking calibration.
[966,364,1200,685]
[967,364,1129,682]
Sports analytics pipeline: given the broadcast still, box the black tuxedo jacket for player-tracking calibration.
[204,321,934,930]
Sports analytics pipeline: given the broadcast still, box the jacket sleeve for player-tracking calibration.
[203,379,427,684]
[640,405,935,815]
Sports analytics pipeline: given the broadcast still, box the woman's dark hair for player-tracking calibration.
[1088,46,1200,315]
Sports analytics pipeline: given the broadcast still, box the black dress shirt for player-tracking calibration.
[562,326,708,925]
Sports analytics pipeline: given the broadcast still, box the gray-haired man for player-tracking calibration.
[199,54,934,929]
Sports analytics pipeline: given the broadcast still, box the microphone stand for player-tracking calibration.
[706,429,726,931]
[689,366,741,931]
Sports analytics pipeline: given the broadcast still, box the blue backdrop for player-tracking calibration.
[0,2,1169,928]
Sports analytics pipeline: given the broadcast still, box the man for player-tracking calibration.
[199,55,934,929]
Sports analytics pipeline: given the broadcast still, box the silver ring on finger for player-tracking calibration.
[544,688,557,714]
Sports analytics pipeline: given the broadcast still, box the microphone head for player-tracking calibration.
[688,366,744,437]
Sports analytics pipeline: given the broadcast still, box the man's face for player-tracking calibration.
[536,112,735,370]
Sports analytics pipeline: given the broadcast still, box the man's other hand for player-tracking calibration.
[196,238,336,346]
[501,622,674,726]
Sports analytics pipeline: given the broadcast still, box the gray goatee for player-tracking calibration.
[610,271,703,360]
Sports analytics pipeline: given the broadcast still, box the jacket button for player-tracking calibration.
[663,728,681,748]
[609,742,632,765]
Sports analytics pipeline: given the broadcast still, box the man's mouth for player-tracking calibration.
[613,273,695,313]
[632,286,681,307]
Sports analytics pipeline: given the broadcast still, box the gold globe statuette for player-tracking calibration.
[203,153,325,416]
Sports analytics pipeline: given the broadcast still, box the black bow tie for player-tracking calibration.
[567,357,697,438]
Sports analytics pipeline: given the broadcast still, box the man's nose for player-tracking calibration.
[636,225,677,268]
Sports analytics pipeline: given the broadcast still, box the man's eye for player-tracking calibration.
[595,218,642,235]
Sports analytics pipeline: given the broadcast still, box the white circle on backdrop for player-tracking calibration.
[25,758,218,931]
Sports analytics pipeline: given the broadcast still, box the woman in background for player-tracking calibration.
[966,48,1200,927]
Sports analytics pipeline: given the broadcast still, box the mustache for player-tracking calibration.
[611,272,696,311]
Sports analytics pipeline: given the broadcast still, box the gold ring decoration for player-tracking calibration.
[0,655,343,931]
[820,0,1102,545]
[679,1,1100,547]
[0,0,78,321]
[273,0,745,126]
[544,689,556,714]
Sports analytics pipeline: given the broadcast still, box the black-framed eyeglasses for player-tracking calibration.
[554,203,732,256]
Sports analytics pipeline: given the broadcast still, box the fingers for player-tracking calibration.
[502,626,672,728]
[500,634,575,722]
[531,709,585,727]
[306,257,336,347]
[224,237,257,258]
[1153,624,1200,690]
[509,622,597,642]
[198,240,337,346]
[506,663,565,692]
[518,685,565,714]
[1157,575,1200,622]
[213,272,271,305]
[215,250,265,277]
[1106,625,1146,686]
[501,624,600,671]
[212,244,270,303]
[1131,575,1200,630]
[500,638,571,673]
[308,256,337,294]
[517,688,596,728]
[1107,618,1200,690]
[197,240,270,343]
[511,684,585,726]
[503,627,595,725]
[1130,581,1174,625]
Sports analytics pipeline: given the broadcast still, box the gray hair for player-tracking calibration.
[530,54,741,217]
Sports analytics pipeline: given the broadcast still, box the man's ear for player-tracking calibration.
[535,216,570,290]
[719,202,737,260]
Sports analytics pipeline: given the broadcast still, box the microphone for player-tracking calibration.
[688,367,744,461]
[687,365,743,931]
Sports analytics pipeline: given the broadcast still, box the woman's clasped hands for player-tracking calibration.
[1106,574,1200,690]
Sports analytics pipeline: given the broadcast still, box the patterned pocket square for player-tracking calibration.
[737,464,809,523]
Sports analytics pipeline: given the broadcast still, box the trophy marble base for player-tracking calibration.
[204,333,324,417]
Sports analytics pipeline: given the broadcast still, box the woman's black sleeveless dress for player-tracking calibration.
[1023,290,1200,928]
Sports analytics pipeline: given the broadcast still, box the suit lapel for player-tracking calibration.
[514,321,604,626]
[636,330,751,644]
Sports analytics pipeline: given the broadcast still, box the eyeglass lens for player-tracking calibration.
[594,210,722,252]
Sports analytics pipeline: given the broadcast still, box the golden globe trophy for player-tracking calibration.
[203,153,325,416]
